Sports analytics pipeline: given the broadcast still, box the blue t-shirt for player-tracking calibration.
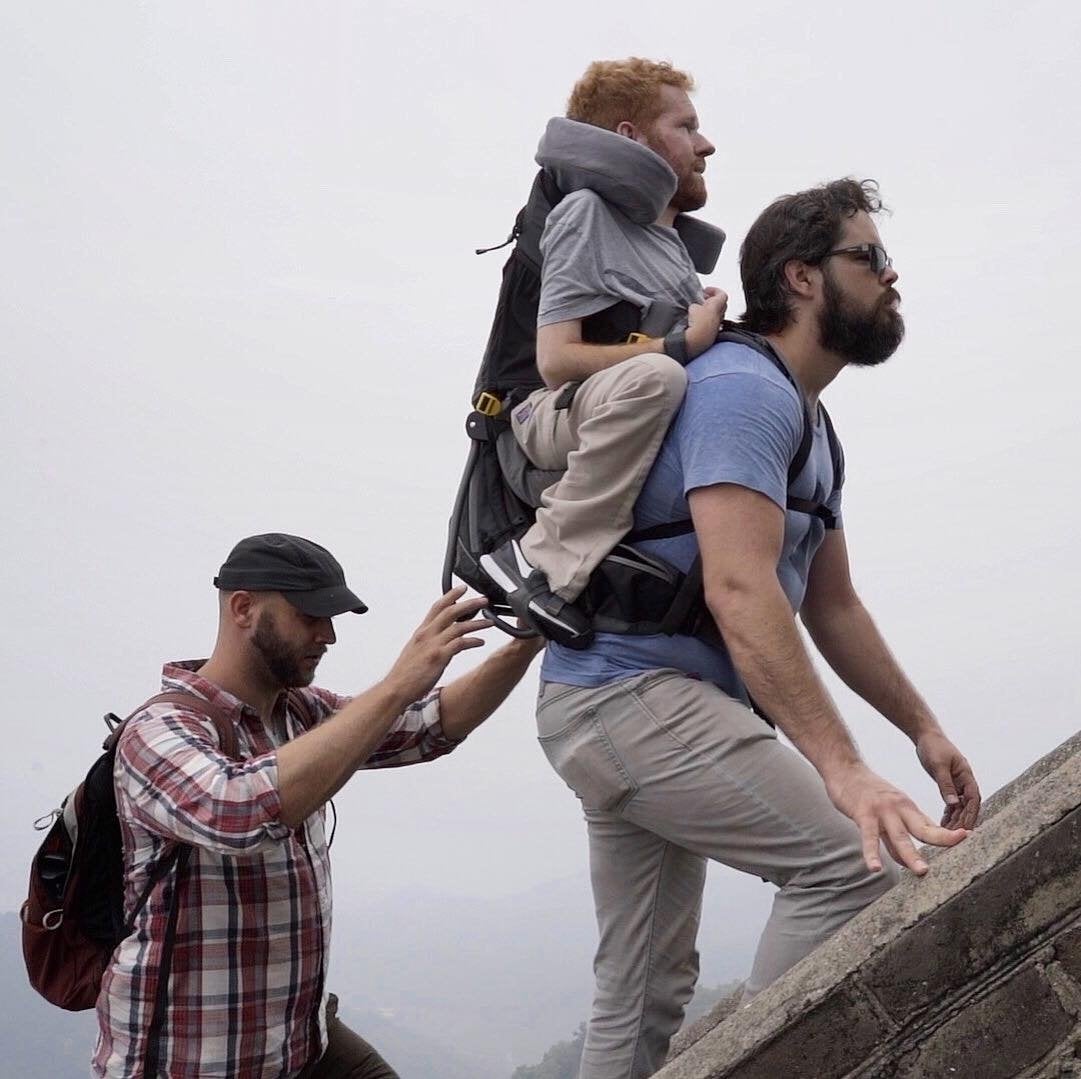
[541,339,844,699]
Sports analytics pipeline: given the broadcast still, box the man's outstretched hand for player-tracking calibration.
[825,762,971,876]
[383,587,493,706]
[915,729,981,830]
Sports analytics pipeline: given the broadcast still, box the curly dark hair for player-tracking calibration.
[740,179,886,334]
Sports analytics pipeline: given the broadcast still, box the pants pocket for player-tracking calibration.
[538,703,638,812]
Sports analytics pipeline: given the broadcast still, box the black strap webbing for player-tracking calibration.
[143,844,192,1075]
[658,555,705,637]
[787,405,815,487]
[553,382,580,410]
[785,498,837,525]
[819,404,844,526]
[624,329,843,555]
[626,519,696,544]
[123,845,183,936]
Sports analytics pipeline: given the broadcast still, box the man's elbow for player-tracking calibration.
[704,574,760,641]
[536,348,568,390]
[800,586,862,638]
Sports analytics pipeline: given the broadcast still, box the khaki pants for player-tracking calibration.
[536,671,900,1079]
[295,994,399,1079]
[511,354,686,600]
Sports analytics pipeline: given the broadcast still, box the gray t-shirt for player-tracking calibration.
[541,339,844,695]
[538,189,703,328]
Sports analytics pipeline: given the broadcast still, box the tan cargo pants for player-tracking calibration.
[511,354,686,600]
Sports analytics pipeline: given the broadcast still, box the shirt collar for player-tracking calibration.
[161,660,258,719]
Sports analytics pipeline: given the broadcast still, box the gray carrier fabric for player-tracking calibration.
[537,118,725,273]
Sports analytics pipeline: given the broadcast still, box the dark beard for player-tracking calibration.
[251,611,313,688]
[818,266,905,367]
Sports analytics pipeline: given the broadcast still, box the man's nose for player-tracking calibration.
[881,263,899,287]
[696,133,716,158]
[315,618,336,645]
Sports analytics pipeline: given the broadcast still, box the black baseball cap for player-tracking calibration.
[214,533,368,617]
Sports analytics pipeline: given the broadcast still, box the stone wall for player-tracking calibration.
[658,730,1081,1079]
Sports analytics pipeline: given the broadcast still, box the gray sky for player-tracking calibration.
[3,0,1080,990]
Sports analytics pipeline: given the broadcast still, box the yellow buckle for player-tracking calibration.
[474,391,503,417]
[626,332,651,344]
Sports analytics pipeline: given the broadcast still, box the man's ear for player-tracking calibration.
[783,258,819,302]
[615,120,642,142]
[228,590,257,629]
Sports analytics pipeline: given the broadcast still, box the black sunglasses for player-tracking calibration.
[819,243,893,276]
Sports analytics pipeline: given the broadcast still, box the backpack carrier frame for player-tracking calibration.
[444,170,842,644]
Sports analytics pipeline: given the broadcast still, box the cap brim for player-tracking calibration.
[282,586,368,617]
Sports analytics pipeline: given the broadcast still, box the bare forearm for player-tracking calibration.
[802,597,940,741]
[438,638,542,740]
[709,579,860,779]
[538,337,663,388]
[275,679,413,827]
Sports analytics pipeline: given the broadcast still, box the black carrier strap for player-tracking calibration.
[627,519,696,543]
[553,382,580,410]
[784,404,842,527]
[625,329,843,549]
[657,555,705,637]
[453,168,843,644]
[142,844,192,1074]
[715,327,843,518]
[602,329,844,640]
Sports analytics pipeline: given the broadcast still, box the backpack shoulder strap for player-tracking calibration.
[718,326,841,516]
[815,403,844,530]
[820,403,843,493]
[625,328,813,546]
[716,328,814,476]
[785,407,815,489]
[114,692,241,920]
[141,844,192,1076]
[128,691,241,760]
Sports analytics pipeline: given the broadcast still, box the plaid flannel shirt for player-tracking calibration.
[93,660,459,1078]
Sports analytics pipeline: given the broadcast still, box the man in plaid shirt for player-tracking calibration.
[93,533,542,1078]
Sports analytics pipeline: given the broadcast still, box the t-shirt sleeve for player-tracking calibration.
[538,192,625,327]
[676,370,804,509]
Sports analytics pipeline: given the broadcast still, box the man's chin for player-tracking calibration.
[284,667,318,689]
[670,191,704,214]
[672,179,707,213]
[848,326,905,367]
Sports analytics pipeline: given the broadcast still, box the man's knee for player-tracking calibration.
[618,352,688,410]
[314,995,400,1079]
[800,836,902,918]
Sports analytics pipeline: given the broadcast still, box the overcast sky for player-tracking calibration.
[3,0,1079,996]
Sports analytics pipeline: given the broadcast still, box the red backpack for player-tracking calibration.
[20,691,239,1011]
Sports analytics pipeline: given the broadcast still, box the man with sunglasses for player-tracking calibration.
[534,179,981,1079]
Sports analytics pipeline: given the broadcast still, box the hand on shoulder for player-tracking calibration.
[685,288,728,358]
